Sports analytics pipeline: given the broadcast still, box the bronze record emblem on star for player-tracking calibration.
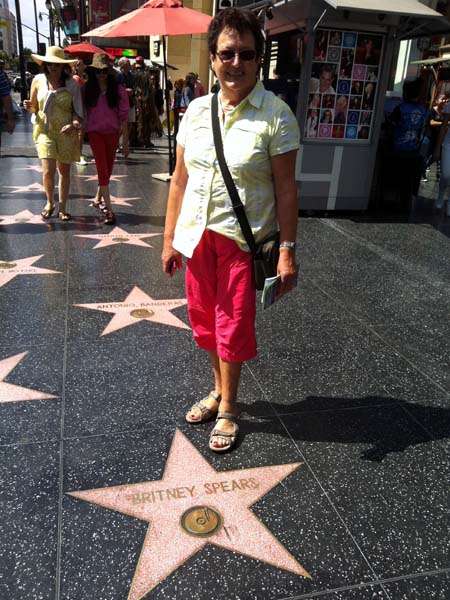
[181,506,223,537]
[0,262,17,269]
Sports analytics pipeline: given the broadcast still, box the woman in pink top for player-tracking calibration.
[84,53,129,224]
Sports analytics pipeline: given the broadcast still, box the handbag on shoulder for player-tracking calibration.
[211,93,279,290]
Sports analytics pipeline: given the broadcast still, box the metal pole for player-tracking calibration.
[162,35,174,175]
[79,0,86,35]
[49,12,55,46]
[33,0,40,52]
[14,0,28,103]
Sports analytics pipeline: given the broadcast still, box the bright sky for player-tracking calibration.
[10,0,51,53]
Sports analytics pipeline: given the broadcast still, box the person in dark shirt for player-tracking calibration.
[422,94,446,181]
[172,77,184,136]
[390,79,426,152]
[388,79,426,202]
[150,71,164,116]
[116,57,136,147]
[0,69,15,150]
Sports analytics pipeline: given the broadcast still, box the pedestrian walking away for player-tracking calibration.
[23,46,83,221]
[162,7,299,453]
[116,57,136,148]
[133,57,162,147]
[172,78,184,136]
[180,73,195,110]
[73,59,88,165]
[84,53,130,225]
[421,93,446,182]
[0,67,15,151]
[434,96,450,215]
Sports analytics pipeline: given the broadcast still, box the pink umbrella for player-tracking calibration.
[82,0,213,175]
[65,42,113,58]
[82,0,212,38]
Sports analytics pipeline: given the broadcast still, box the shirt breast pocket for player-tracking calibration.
[185,124,215,165]
[225,124,268,168]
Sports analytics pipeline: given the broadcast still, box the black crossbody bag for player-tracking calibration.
[211,93,279,291]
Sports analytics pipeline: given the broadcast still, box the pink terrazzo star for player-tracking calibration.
[78,174,128,182]
[0,352,57,403]
[73,286,189,335]
[3,182,45,193]
[85,194,142,208]
[18,165,43,173]
[74,227,161,249]
[0,255,62,288]
[69,429,309,599]
[0,210,47,226]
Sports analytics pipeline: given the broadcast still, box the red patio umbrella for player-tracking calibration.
[65,42,113,58]
[82,0,213,177]
[82,0,212,38]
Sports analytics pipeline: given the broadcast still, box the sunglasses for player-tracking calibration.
[96,68,109,75]
[215,50,257,62]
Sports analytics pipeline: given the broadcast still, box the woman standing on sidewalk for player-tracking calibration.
[24,46,83,221]
[162,8,299,453]
[84,53,129,225]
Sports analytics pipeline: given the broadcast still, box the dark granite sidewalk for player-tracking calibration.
[0,112,449,600]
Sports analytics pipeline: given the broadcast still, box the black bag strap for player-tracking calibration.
[211,93,257,255]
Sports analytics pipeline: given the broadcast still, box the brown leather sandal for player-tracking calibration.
[103,210,116,225]
[93,198,105,211]
[58,211,71,221]
[41,205,55,219]
[185,390,221,423]
[209,412,239,453]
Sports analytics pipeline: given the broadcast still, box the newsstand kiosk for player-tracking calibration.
[265,0,450,210]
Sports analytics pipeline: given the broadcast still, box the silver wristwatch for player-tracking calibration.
[279,241,296,249]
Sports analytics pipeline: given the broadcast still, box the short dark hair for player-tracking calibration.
[207,7,264,58]
[319,64,334,77]
[403,78,421,103]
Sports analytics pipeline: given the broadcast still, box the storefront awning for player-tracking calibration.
[267,0,450,38]
[410,56,450,66]
[323,0,440,18]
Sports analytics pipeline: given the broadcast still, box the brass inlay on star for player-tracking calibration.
[180,506,223,538]
[112,237,129,242]
[130,308,154,318]
[0,262,17,269]
[15,218,30,223]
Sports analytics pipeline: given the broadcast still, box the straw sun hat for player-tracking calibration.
[88,53,113,72]
[31,46,77,66]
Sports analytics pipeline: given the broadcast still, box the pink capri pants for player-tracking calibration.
[185,229,257,363]
[89,131,120,186]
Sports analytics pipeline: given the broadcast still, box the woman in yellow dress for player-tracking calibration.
[24,47,83,221]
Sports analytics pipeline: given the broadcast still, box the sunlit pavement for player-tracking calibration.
[0,110,449,600]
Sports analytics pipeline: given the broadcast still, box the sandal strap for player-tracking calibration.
[190,402,215,417]
[210,426,238,439]
[216,411,239,422]
[203,390,221,404]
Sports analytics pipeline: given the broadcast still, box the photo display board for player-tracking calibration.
[305,29,383,142]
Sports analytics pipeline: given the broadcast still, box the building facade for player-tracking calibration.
[0,0,17,56]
